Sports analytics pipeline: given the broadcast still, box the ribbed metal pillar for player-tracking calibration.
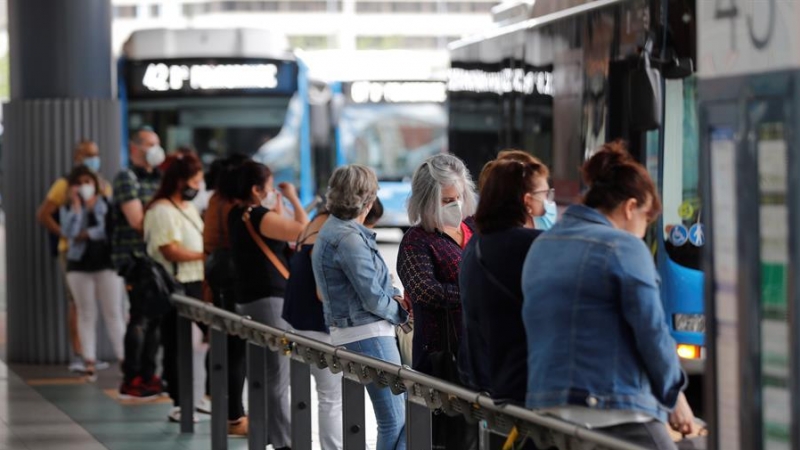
[5,0,119,363]
[2,100,121,363]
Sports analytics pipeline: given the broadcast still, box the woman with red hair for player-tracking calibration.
[144,150,205,423]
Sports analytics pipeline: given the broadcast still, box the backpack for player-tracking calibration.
[119,254,184,318]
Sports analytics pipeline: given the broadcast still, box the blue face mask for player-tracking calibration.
[534,200,557,230]
[83,156,101,172]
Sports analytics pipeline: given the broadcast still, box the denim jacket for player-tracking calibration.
[521,205,686,422]
[312,215,408,328]
[60,198,109,262]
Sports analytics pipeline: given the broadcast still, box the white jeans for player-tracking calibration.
[65,270,125,362]
[298,330,343,450]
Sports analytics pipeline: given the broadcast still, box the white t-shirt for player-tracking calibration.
[329,320,396,347]
[144,201,204,283]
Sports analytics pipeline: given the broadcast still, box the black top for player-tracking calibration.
[458,226,541,404]
[283,243,328,333]
[228,205,290,303]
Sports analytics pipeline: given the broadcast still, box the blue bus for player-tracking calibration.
[118,28,317,206]
[447,0,705,373]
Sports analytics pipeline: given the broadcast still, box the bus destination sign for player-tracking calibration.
[126,58,299,98]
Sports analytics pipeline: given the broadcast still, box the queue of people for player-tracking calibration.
[36,130,696,450]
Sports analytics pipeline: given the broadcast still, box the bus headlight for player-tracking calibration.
[673,314,705,333]
[677,344,702,360]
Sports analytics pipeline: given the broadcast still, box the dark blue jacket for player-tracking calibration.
[458,227,541,404]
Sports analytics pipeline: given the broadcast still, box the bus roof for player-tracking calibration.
[448,0,628,52]
[122,28,292,61]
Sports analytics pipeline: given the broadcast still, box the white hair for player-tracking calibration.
[407,154,477,232]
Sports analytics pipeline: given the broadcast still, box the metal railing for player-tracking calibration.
[172,294,647,450]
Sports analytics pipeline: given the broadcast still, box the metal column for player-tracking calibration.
[290,359,312,450]
[5,0,119,363]
[247,343,267,450]
[342,378,366,449]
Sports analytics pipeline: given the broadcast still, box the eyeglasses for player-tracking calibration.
[532,188,555,203]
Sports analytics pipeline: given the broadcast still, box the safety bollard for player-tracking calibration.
[406,400,432,450]
[210,327,228,450]
[177,313,194,433]
[342,378,366,449]
[290,359,312,450]
[246,342,267,450]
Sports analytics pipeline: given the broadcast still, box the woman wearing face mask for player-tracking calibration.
[477,149,557,230]
[459,158,549,408]
[227,161,308,450]
[397,154,478,450]
[143,151,206,422]
[60,166,125,381]
[522,142,697,449]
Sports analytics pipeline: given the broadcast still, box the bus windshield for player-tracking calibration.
[339,103,447,181]
[660,78,702,270]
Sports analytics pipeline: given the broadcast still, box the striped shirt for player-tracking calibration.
[111,166,161,271]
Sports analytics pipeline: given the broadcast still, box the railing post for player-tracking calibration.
[210,327,228,450]
[247,342,267,450]
[406,399,432,450]
[290,359,312,450]
[342,377,366,449]
[177,312,194,433]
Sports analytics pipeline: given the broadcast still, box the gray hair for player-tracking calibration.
[326,164,379,220]
[407,154,477,232]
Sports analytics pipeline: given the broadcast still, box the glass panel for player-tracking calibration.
[757,122,791,450]
[662,78,702,270]
[710,126,740,450]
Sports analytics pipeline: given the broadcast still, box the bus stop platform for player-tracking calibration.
[0,360,248,450]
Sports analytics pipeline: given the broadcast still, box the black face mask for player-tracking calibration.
[181,187,199,201]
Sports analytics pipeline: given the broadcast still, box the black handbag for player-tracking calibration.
[120,254,184,318]
[427,311,479,450]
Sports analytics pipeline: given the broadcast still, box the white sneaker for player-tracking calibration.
[68,357,86,373]
[94,361,111,371]
[195,396,212,415]
[168,407,199,424]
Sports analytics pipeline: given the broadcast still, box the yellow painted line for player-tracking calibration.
[26,377,88,386]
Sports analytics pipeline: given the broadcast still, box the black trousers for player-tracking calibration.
[161,281,203,406]
[122,289,161,383]
[212,283,247,420]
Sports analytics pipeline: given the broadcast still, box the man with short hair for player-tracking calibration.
[36,140,111,373]
[113,127,165,399]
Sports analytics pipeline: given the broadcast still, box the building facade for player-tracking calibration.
[111,0,496,54]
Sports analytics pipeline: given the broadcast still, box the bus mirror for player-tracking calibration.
[628,51,662,132]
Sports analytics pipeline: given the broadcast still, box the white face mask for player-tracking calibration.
[145,145,166,168]
[261,190,278,210]
[78,183,96,201]
[441,200,463,229]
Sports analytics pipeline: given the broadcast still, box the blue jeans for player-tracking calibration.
[343,336,407,450]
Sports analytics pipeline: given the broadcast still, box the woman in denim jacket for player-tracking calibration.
[312,165,409,450]
[521,142,698,449]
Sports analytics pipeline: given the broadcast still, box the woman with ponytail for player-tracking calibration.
[521,141,697,449]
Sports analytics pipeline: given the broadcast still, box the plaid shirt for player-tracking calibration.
[111,166,161,270]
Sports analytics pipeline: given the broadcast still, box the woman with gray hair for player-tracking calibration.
[312,164,410,450]
[397,153,478,449]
